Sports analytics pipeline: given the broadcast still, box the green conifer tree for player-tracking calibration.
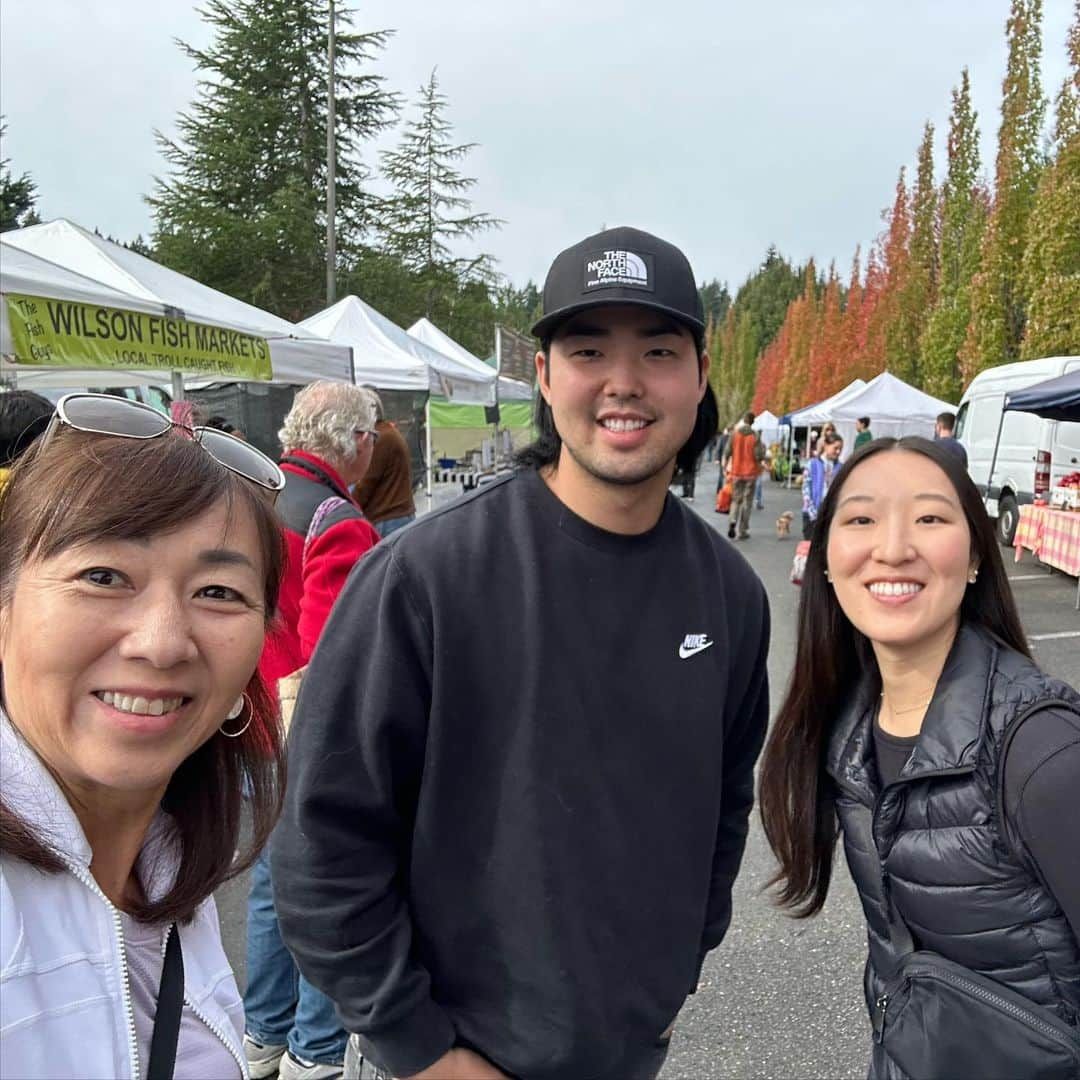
[1020,1,1079,358]
[376,69,501,308]
[891,124,938,384]
[148,0,399,320]
[962,0,1047,378]
[921,70,988,401]
[0,119,39,232]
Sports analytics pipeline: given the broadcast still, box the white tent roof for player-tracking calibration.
[1,220,352,386]
[408,317,529,405]
[752,409,781,431]
[301,297,496,405]
[830,371,955,422]
[497,376,533,402]
[785,379,868,427]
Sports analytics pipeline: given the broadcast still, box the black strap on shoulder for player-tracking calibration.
[280,454,353,502]
[147,925,184,1080]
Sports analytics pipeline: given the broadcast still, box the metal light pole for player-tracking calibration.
[326,0,337,306]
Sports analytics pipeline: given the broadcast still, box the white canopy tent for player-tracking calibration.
[751,408,784,446]
[829,371,955,453]
[1,221,352,389]
[783,379,868,429]
[408,317,498,398]
[301,297,495,405]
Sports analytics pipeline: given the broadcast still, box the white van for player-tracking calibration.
[956,355,1080,545]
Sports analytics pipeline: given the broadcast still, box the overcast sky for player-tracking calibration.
[1,1,1073,294]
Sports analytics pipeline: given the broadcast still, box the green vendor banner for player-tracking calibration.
[5,293,273,380]
[429,401,534,429]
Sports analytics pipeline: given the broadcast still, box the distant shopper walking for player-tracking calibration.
[724,412,765,540]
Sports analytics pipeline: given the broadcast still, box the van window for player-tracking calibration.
[967,395,1004,443]
[955,402,969,439]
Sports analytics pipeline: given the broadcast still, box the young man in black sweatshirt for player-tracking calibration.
[273,226,771,1080]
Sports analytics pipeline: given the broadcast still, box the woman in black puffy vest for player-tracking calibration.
[759,436,1080,1079]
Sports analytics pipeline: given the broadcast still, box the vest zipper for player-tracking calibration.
[872,994,889,1043]
[61,859,140,1079]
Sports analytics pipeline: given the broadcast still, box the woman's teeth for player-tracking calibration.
[601,418,648,432]
[868,582,923,597]
[97,691,184,716]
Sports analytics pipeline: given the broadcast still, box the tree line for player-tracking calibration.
[742,0,1078,418]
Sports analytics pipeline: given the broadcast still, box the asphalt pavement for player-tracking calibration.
[216,460,1080,1079]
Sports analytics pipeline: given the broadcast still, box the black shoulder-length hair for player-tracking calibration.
[515,331,718,476]
[0,426,287,926]
[757,436,1030,918]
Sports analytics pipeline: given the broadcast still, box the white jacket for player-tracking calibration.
[0,714,249,1078]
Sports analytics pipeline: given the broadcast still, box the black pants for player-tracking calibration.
[802,513,814,541]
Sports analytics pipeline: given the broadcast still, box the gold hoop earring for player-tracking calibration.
[220,693,252,738]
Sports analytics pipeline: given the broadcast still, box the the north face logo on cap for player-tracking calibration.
[583,249,655,292]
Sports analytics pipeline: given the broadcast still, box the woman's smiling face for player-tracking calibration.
[825,449,977,652]
[0,501,267,801]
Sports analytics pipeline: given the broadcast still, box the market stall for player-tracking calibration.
[1006,370,1080,608]
[1,221,352,391]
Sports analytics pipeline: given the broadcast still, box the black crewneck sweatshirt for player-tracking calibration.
[273,469,770,1080]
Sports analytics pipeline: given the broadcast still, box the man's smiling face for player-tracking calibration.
[538,305,707,490]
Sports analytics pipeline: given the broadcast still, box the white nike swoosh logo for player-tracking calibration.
[678,641,715,659]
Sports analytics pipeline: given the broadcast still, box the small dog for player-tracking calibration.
[775,510,794,538]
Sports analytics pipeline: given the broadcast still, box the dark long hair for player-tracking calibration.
[0,426,286,925]
[515,338,718,474]
[757,436,1030,917]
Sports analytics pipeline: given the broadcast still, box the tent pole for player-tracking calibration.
[425,396,433,499]
[170,370,185,403]
[984,405,1007,512]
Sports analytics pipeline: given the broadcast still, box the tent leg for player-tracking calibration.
[425,397,433,499]
[985,409,1006,512]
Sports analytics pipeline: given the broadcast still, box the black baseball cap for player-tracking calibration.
[531,226,705,343]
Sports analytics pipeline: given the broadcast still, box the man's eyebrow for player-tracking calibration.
[198,548,256,570]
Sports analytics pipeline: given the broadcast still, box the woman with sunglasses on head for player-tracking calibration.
[759,437,1080,1079]
[0,393,287,1079]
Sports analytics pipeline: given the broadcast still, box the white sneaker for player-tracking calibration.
[277,1050,345,1080]
[243,1034,287,1079]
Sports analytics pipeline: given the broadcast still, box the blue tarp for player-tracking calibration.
[1004,370,1080,422]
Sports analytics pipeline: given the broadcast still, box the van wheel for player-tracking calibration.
[996,495,1019,547]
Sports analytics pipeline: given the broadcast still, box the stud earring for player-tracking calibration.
[825,569,833,583]
[220,694,252,738]
[968,568,979,584]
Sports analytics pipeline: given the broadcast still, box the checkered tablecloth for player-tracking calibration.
[1014,504,1080,577]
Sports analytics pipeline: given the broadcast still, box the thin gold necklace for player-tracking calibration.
[880,693,932,715]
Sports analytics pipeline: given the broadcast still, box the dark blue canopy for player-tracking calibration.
[1004,369,1080,422]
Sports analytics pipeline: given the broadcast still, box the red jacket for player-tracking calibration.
[259,451,379,683]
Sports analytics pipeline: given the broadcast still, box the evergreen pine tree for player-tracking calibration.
[1020,1,1079,358]
[376,68,501,312]
[962,0,1047,378]
[921,69,988,401]
[148,0,399,320]
[0,119,39,232]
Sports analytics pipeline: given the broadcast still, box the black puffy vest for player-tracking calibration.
[826,624,1080,1052]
